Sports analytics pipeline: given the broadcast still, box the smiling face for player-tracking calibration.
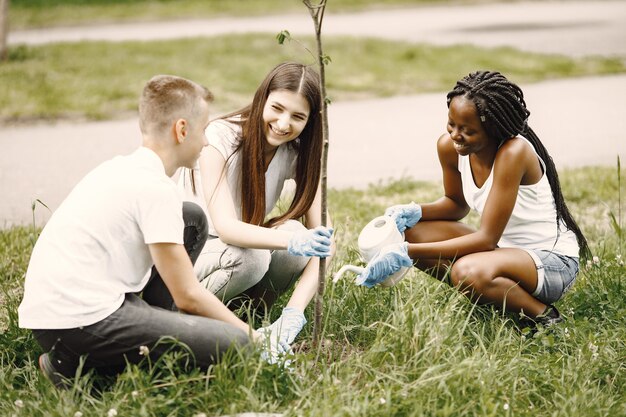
[446,95,492,157]
[262,89,310,150]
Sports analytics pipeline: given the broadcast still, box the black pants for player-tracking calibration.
[33,202,249,378]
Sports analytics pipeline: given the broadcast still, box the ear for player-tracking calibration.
[174,119,188,144]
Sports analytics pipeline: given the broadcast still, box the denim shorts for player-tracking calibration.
[523,249,579,304]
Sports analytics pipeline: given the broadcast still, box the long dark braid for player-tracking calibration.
[447,71,590,259]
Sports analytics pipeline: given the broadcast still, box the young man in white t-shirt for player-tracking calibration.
[18,75,261,388]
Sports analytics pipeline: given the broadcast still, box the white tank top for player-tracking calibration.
[178,118,298,236]
[458,136,579,257]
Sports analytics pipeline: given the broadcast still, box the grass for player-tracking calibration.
[2,2,625,413]
[2,34,625,122]
[1,166,624,416]
[9,0,502,30]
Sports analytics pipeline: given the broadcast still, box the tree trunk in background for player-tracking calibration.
[0,0,9,61]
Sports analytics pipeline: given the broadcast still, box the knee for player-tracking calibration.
[275,219,306,233]
[183,202,208,241]
[225,246,272,285]
[218,324,251,349]
[450,257,490,293]
[404,222,424,243]
[405,220,437,243]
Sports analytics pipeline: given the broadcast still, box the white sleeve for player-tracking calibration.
[207,119,241,161]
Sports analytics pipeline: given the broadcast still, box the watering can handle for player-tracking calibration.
[332,265,366,283]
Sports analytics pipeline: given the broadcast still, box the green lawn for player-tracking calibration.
[2,34,625,122]
[1,166,624,416]
[10,0,498,29]
[2,2,624,415]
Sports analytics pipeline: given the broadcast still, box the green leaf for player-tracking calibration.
[321,54,332,65]
[31,198,50,212]
[276,30,291,45]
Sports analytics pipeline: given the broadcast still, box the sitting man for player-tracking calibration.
[18,75,259,388]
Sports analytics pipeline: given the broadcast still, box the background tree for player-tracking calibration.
[0,0,9,61]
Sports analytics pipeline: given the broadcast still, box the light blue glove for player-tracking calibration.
[258,307,307,346]
[257,307,306,367]
[384,202,422,233]
[357,242,412,288]
[288,226,333,257]
[257,327,291,365]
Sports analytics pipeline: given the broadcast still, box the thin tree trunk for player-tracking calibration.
[303,0,329,347]
[0,0,9,61]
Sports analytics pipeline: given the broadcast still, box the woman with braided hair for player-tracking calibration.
[358,70,589,327]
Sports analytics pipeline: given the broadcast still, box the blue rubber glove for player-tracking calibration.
[288,226,333,257]
[384,202,422,233]
[257,327,291,365]
[356,242,412,288]
[257,307,306,367]
[258,307,307,346]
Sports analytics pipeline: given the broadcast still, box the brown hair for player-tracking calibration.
[204,62,323,228]
[139,74,213,136]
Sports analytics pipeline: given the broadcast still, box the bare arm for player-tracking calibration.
[420,134,471,221]
[148,242,256,336]
[408,136,529,260]
[198,146,292,249]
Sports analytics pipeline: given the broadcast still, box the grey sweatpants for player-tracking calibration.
[194,220,310,302]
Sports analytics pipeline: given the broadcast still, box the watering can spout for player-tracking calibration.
[332,265,365,283]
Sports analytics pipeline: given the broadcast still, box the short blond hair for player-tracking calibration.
[139,75,213,135]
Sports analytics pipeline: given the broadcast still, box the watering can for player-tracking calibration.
[333,215,410,287]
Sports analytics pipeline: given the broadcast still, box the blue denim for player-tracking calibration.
[525,249,580,304]
[33,202,249,379]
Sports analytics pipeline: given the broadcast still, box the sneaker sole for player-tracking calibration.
[39,353,70,389]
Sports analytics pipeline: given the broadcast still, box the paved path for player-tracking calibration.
[10,1,626,58]
[2,1,626,227]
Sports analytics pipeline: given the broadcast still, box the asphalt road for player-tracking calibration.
[2,1,626,227]
[10,1,626,58]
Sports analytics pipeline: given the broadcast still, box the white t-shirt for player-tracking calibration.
[19,147,184,329]
[459,136,579,257]
[179,118,298,236]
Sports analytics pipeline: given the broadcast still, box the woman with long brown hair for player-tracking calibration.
[180,62,334,353]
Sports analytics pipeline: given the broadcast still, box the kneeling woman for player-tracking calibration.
[180,62,334,348]
[361,71,589,325]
